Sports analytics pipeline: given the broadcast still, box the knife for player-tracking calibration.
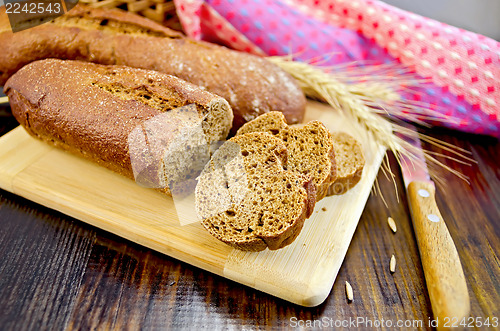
[0,96,8,106]
[398,123,470,328]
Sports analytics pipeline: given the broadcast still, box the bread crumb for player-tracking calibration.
[345,281,353,302]
[390,255,396,273]
[322,207,327,211]
[388,217,397,233]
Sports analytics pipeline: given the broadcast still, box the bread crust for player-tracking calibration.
[0,4,306,132]
[4,59,233,191]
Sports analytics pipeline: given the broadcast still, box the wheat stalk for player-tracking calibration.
[347,82,399,102]
[269,57,403,154]
[267,56,473,188]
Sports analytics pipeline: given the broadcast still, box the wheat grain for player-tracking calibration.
[388,217,397,233]
[390,255,396,273]
[345,281,353,302]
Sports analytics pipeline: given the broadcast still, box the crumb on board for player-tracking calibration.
[322,207,327,211]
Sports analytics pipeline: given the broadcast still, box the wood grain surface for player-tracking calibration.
[0,104,499,330]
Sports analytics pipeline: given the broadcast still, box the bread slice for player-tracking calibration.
[327,132,365,195]
[236,112,336,200]
[196,132,316,251]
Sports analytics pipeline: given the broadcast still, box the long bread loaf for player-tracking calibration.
[0,4,306,132]
[4,59,233,194]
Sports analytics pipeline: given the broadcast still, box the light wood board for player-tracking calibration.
[0,101,386,306]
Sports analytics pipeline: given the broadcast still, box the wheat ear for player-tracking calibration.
[267,56,472,188]
[268,57,404,154]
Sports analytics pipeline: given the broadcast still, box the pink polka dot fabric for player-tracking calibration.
[174,0,500,137]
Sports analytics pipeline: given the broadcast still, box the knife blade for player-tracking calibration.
[0,96,9,106]
[397,123,470,329]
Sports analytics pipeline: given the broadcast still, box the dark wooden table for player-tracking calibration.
[0,103,499,330]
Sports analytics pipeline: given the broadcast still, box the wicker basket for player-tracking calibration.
[79,0,183,31]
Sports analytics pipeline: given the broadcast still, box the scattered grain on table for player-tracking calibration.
[388,217,397,233]
[345,281,353,302]
[390,255,396,273]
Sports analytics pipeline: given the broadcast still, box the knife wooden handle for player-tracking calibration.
[407,181,470,329]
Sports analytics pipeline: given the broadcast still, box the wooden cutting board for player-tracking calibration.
[0,101,386,306]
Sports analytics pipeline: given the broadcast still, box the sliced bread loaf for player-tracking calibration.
[196,132,316,251]
[327,132,365,195]
[236,112,336,200]
[5,59,233,194]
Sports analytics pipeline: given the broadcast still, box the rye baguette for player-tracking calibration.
[4,59,234,194]
[0,4,306,132]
